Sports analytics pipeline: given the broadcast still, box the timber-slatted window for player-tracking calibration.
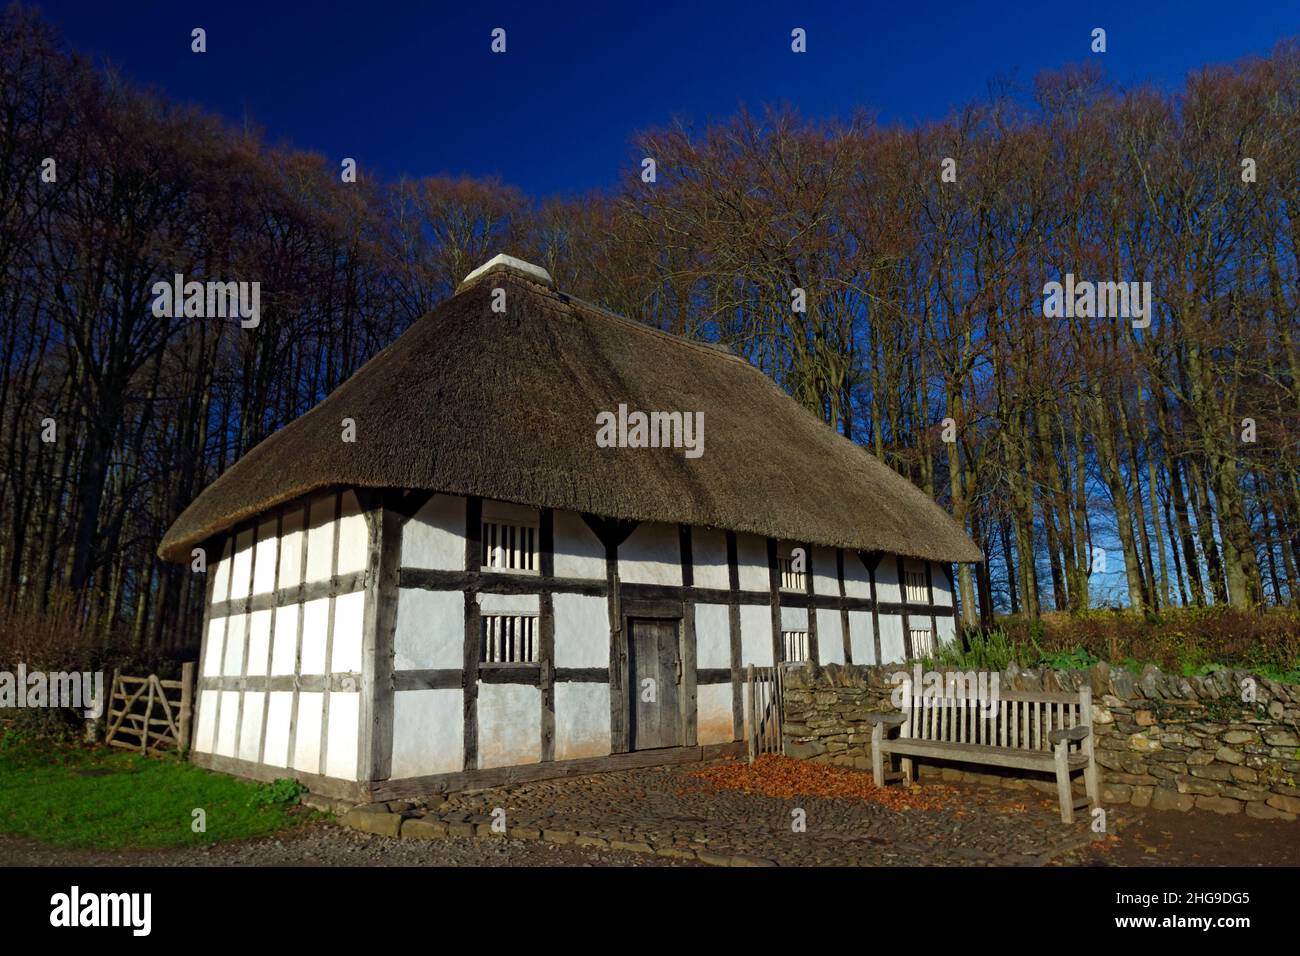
[480,614,538,664]
[904,568,928,603]
[782,630,809,663]
[482,519,538,573]
[778,556,805,591]
[910,626,934,658]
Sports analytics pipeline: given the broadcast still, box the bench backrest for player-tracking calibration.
[900,684,1093,753]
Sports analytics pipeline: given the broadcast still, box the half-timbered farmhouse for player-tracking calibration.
[159,254,983,802]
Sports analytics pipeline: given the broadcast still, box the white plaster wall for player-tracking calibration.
[697,683,734,745]
[817,607,844,664]
[215,690,240,757]
[739,604,773,666]
[552,593,608,668]
[394,589,463,670]
[477,592,539,615]
[879,613,906,664]
[692,528,729,590]
[195,689,218,752]
[781,606,808,632]
[247,609,271,676]
[325,692,360,780]
[271,606,299,676]
[937,615,957,646]
[222,613,246,677]
[875,558,902,604]
[230,529,253,600]
[331,590,365,673]
[238,692,264,763]
[305,495,336,583]
[932,563,954,606]
[477,683,541,769]
[263,692,293,767]
[848,610,875,664]
[403,494,466,571]
[292,692,324,773]
[211,539,233,603]
[812,546,838,596]
[391,688,462,778]
[553,510,603,579]
[694,603,731,670]
[299,597,330,675]
[618,521,682,586]
[843,553,872,598]
[252,517,278,595]
[203,617,225,678]
[277,508,305,588]
[554,683,610,760]
[736,534,769,592]
[336,490,369,576]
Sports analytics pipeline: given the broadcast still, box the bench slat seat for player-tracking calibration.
[880,738,1091,772]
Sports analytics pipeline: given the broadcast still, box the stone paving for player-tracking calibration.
[349,760,1109,866]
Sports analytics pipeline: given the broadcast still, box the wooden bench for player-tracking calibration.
[867,685,1100,823]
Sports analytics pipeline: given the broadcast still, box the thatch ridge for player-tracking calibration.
[159,271,982,564]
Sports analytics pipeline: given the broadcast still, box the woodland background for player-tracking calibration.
[1,7,1296,663]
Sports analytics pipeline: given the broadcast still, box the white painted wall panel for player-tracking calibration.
[477,592,539,615]
[618,522,682,586]
[195,689,218,753]
[554,683,610,760]
[278,508,305,588]
[875,557,902,604]
[781,605,808,632]
[402,494,466,571]
[843,553,872,598]
[878,613,906,664]
[238,692,265,763]
[230,529,253,600]
[331,591,365,674]
[812,546,838,595]
[736,534,769,592]
[252,518,279,595]
[325,692,359,780]
[816,607,844,664]
[739,604,773,666]
[553,510,603,579]
[203,617,225,678]
[246,609,272,676]
[391,688,462,778]
[937,615,957,646]
[336,491,369,576]
[222,613,246,677]
[271,605,299,676]
[263,692,293,767]
[694,603,731,669]
[931,563,954,606]
[552,593,608,669]
[292,692,324,773]
[477,683,541,769]
[394,589,463,670]
[848,610,876,664]
[299,598,330,675]
[215,690,240,757]
[211,539,233,603]
[305,495,336,583]
[697,683,734,745]
[691,528,729,591]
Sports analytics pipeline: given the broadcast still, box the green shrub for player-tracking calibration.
[250,777,307,808]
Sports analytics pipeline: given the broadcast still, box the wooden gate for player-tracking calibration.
[104,663,195,754]
[745,664,785,762]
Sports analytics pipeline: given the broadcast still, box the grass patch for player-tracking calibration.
[0,732,317,850]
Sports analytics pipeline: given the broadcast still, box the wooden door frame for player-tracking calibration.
[622,601,687,751]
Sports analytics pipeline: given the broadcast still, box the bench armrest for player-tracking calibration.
[862,712,906,727]
[1048,724,1091,745]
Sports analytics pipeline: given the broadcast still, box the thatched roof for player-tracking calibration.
[159,257,982,564]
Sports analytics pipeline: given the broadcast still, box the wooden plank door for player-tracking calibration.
[628,618,682,750]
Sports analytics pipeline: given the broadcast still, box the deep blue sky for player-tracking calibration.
[34,0,1300,197]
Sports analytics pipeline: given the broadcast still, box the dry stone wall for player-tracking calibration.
[782,663,1300,820]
